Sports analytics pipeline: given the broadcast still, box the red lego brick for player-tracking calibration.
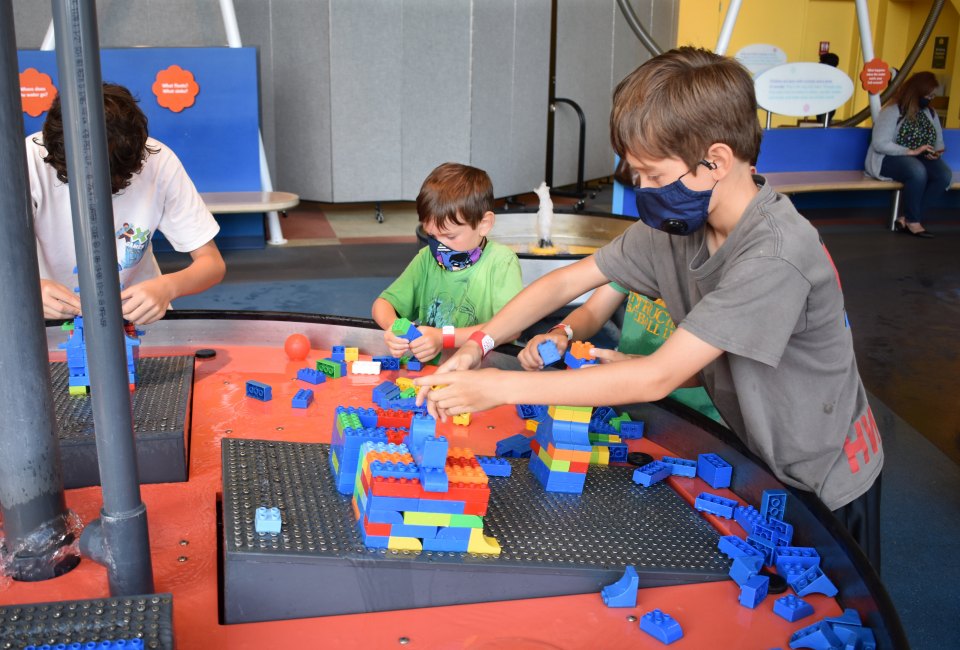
[375,408,414,429]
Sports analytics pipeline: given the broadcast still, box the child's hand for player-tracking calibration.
[590,347,633,364]
[121,276,174,325]
[413,368,505,421]
[518,331,569,371]
[409,326,442,362]
[383,330,411,358]
[40,279,82,319]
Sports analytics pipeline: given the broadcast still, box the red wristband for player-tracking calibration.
[468,330,496,358]
[442,325,456,349]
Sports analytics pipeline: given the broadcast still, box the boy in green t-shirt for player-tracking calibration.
[373,162,523,363]
[519,283,722,423]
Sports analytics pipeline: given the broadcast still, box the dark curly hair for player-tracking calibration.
[38,83,157,194]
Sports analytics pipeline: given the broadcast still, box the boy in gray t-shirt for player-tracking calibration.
[415,47,882,567]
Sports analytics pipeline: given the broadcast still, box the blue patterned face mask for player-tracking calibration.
[634,160,717,236]
[427,235,485,271]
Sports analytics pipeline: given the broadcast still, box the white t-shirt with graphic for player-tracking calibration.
[26,135,220,291]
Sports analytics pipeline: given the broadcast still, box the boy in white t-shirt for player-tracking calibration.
[27,83,225,325]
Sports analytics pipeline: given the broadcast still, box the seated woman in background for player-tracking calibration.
[865,71,952,238]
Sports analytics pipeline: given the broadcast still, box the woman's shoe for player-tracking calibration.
[910,228,934,238]
[895,220,934,238]
[894,220,908,233]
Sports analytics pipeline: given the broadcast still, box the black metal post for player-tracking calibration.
[51,0,154,596]
[0,0,77,582]
[549,97,586,199]
[544,0,558,187]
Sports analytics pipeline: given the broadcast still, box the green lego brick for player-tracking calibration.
[449,514,484,528]
[404,511,452,526]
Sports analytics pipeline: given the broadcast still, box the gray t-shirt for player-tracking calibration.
[595,177,882,510]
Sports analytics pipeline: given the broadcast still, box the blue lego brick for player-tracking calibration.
[589,420,618,436]
[476,456,512,477]
[364,509,404,524]
[417,498,465,515]
[751,521,785,547]
[422,537,470,552]
[390,523,438,539]
[660,456,697,478]
[738,574,769,609]
[516,403,548,421]
[529,455,586,493]
[601,565,639,607]
[406,358,423,371]
[766,517,794,546]
[292,388,314,408]
[729,555,763,585]
[436,525,473,540]
[254,506,281,534]
[365,494,420,512]
[537,340,562,367]
[746,536,776,566]
[639,609,683,645]
[694,492,737,519]
[245,380,272,402]
[590,406,617,425]
[734,505,762,534]
[496,433,533,458]
[607,442,628,463]
[410,435,448,469]
[632,461,672,487]
[297,368,327,385]
[773,595,814,622]
[340,406,379,428]
[420,467,449,492]
[697,452,733,489]
[775,547,820,573]
[718,535,765,561]
[788,620,843,650]
[564,351,598,369]
[618,420,645,439]
[408,412,438,443]
[761,489,788,521]
[372,355,402,370]
[789,564,838,598]
[331,345,346,361]
[398,323,423,342]
[369,460,420,481]
[384,397,428,413]
[548,419,591,446]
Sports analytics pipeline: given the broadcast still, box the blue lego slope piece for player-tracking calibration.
[246,380,272,402]
[789,564,838,598]
[516,404,547,421]
[738,573,769,608]
[697,452,732,489]
[618,420,645,439]
[632,461,672,487]
[729,555,762,585]
[661,456,696,477]
[590,406,617,425]
[694,492,737,519]
[297,367,326,385]
[747,535,776,566]
[476,456,512,477]
[775,547,820,573]
[292,388,314,408]
[639,609,683,645]
[601,565,639,607]
[537,340,562,367]
[496,433,533,458]
[718,535,764,561]
[788,620,843,650]
[420,466,449,492]
[761,488,788,521]
[773,595,814,622]
[255,506,281,534]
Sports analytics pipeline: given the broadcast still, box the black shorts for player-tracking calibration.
[832,474,882,572]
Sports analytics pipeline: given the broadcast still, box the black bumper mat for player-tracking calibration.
[221,438,730,623]
[51,355,193,488]
[0,593,174,650]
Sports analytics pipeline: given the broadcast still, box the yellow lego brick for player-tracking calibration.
[526,419,539,431]
[449,514,483,528]
[467,528,501,556]
[590,445,610,465]
[395,377,415,391]
[388,536,423,552]
[452,413,471,426]
[566,409,592,424]
[68,385,88,396]
[545,457,571,472]
[345,347,359,362]
[404,511,451,526]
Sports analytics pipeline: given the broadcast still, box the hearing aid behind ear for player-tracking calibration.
[699,160,718,170]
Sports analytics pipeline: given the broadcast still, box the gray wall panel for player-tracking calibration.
[13,0,50,47]
[234,0,276,188]
[651,0,678,51]
[329,0,403,202]
[401,0,472,198]
[509,0,551,196]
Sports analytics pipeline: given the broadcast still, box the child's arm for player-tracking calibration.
[518,284,626,370]
[416,327,722,420]
[120,240,225,325]
[372,297,413,358]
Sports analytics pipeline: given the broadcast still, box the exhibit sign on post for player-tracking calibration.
[754,62,854,118]
[734,44,787,78]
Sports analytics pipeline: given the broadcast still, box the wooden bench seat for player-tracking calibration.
[200,191,300,214]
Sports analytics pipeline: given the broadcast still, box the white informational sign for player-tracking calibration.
[734,44,788,77]
[754,62,854,117]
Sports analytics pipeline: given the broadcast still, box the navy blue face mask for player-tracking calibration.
[427,235,485,271]
[634,160,717,236]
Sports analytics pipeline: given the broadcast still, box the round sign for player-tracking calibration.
[754,62,854,117]
[734,44,788,77]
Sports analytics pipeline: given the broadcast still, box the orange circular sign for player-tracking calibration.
[152,65,200,113]
[20,68,57,117]
[859,58,891,95]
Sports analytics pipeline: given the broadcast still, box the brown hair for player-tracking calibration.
[416,162,494,230]
[894,71,938,120]
[610,47,761,170]
[38,83,157,194]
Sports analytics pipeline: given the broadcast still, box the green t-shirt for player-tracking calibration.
[380,241,524,329]
[612,283,723,423]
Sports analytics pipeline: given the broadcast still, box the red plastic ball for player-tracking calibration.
[284,333,310,361]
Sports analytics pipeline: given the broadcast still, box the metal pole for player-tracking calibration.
[544,0,558,187]
[854,0,883,124]
[0,0,77,583]
[51,0,154,596]
[714,0,743,56]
